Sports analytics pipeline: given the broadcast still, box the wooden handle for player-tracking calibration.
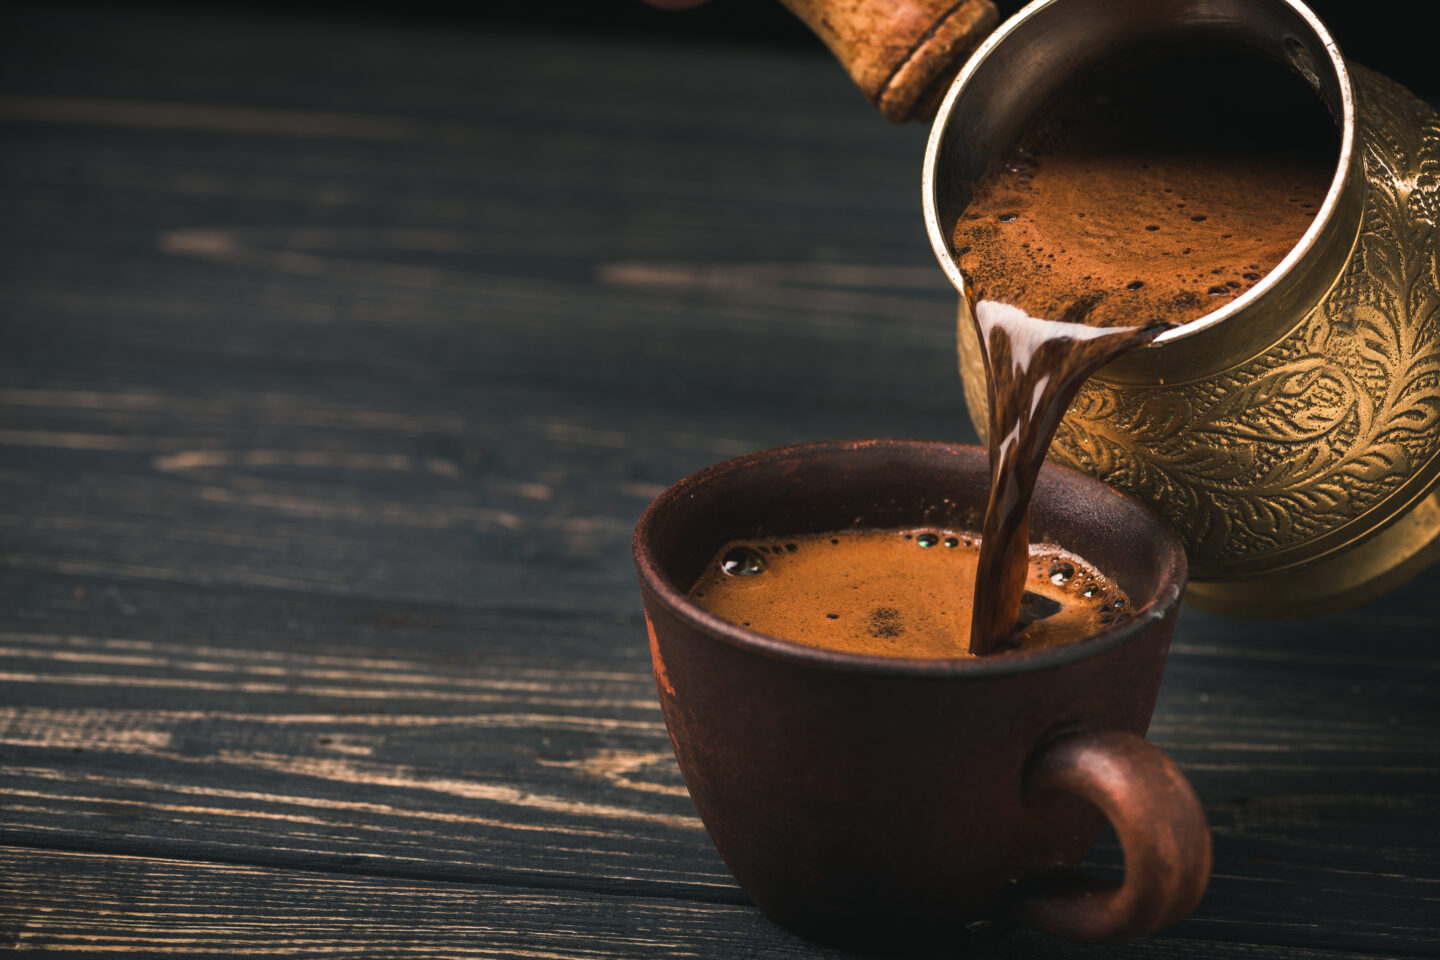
[1015,730,1213,942]
[777,0,998,122]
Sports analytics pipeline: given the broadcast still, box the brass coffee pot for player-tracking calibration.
[784,0,1440,616]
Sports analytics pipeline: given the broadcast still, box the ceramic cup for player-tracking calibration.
[633,439,1209,948]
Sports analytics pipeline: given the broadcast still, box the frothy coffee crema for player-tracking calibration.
[951,49,1337,327]
[953,47,1338,653]
[688,529,1129,659]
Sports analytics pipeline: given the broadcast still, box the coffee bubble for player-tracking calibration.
[1049,561,1075,585]
[916,532,940,548]
[721,547,766,577]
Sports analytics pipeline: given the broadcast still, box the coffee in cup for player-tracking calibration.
[688,527,1128,657]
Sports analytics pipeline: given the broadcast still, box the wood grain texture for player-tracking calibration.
[0,2,1437,958]
[3,846,1423,960]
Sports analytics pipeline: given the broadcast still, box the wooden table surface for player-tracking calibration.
[1,4,1436,957]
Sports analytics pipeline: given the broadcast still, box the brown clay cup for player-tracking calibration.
[633,439,1210,949]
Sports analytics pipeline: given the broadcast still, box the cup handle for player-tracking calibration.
[1014,730,1212,943]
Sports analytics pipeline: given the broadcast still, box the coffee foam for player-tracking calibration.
[952,46,1338,328]
[687,528,1128,659]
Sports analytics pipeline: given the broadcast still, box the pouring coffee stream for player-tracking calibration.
[969,304,1168,653]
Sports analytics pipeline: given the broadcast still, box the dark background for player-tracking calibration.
[87,0,1440,104]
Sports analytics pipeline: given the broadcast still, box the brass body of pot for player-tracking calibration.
[921,0,1440,616]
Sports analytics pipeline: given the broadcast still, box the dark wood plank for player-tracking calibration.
[0,846,1422,960]
[0,3,1437,958]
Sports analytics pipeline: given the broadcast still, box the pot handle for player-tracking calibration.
[775,0,998,122]
[1015,730,1212,942]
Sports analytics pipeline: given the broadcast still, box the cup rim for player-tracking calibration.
[632,439,1188,679]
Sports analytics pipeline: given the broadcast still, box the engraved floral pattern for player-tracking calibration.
[1044,67,1440,576]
